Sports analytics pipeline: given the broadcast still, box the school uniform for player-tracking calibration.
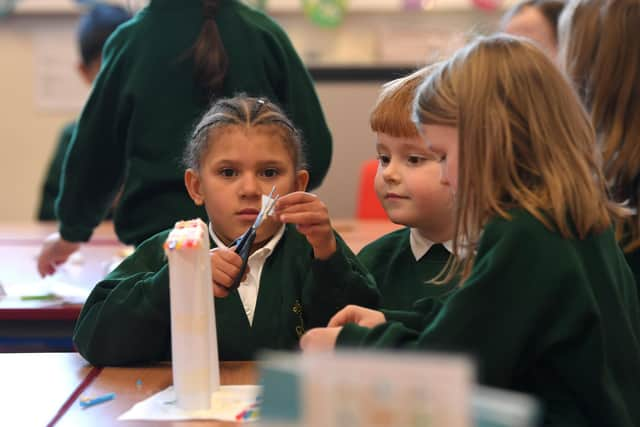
[338,209,640,427]
[73,224,379,365]
[56,0,332,246]
[357,227,457,329]
[38,122,75,221]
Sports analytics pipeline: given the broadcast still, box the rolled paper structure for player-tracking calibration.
[164,219,220,410]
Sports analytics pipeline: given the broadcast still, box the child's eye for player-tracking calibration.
[219,168,237,177]
[407,155,426,165]
[377,154,390,166]
[261,168,279,178]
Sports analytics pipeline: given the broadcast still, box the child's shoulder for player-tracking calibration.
[136,228,173,251]
[358,227,410,258]
[484,209,561,243]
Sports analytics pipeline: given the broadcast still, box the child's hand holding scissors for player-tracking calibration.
[274,191,337,260]
[210,248,249,298]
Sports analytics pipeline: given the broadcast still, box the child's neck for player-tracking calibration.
[414,227,451,244]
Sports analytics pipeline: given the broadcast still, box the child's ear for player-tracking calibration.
[184,169,205,206]
[295,170,309,192]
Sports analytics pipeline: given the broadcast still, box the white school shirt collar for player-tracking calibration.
[409,228,454,261]
[208,222,286,325]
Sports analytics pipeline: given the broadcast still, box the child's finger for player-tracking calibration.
[212,267,237,287]
[280,211,329,226]
[213,283,230,298]
[275,191,317,210]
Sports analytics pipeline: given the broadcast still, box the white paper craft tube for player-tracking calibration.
[164,219,220,410]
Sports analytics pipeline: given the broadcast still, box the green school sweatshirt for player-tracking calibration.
[338,210,640,427]
[38,122,75,221]
[357,228,457,330]
[73,224,379,365]
[57,0,332,246]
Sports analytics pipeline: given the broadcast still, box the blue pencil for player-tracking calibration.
[79,392,116,408]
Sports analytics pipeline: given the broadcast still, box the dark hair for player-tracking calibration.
[184,95,307,172]
[77,3,131,65]
[501,0,565,40]
[191,0,229,95]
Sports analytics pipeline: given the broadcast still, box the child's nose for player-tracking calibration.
[239,175,261,197]
[439,167,449,186]
[382,161,400,183]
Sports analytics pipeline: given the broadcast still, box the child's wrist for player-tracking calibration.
[313,236,337,260]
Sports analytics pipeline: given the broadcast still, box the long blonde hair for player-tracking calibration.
[559,0,640,252]
[413,35,622,283]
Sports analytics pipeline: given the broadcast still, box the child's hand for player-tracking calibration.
[210,247,249,298]
[37,233,80,277]
[300,327,342,352]
[275,192,337,260]
[328,305,386,328]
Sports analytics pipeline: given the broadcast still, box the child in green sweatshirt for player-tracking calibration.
[358,67,458,326]
[37,0,332,275]
[301,35,640,427]
[73,96,378,364]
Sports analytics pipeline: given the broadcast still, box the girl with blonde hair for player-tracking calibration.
[558,0,640,288]
[301,35,640,427]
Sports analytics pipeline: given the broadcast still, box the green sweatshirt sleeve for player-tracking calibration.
[263,25,332,191]
[38,123,75,221]
[382,296,446,331]
[56,30,131,242]
[303,233,380,328]
[73,231,171,366]
[337,214,595,385]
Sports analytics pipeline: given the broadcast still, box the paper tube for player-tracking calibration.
[164,219,220,410]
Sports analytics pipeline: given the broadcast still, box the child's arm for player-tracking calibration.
[301,233,380,329]
[274,191,336,260]
[73,231,172,366]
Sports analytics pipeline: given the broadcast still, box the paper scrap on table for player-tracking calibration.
[118,385,261,422]
[0,277,90,305]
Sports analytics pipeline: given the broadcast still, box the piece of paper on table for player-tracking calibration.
[118,385,261,422]
[0,277,90,305]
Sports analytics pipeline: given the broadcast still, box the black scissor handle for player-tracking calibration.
[230,228,256,289]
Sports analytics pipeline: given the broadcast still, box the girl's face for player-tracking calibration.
[374,133,454,240]
[420,125,459,195]
[185,127,308,246]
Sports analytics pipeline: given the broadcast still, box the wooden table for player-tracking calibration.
[0,352,257,427]
[0,352,92,426]
[0,223,126,351]
[56,360,257,427]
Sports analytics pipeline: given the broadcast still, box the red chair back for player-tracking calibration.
[356,159,388,220]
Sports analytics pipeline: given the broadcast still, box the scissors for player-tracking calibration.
[230,186,279,289]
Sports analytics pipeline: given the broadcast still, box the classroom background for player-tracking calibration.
[0,0,504,222]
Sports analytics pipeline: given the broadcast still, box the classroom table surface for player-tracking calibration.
[0,352,257,427]
[0,352,92,426]
[58,361,258,427]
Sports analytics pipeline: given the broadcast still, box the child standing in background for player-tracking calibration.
[37,3,130,221]
[500,0,565,58]
[73,96,378,365]
[357,67,457,327]
[37,0,332,275]
[302,36,640,427]
[558,0,640,290]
